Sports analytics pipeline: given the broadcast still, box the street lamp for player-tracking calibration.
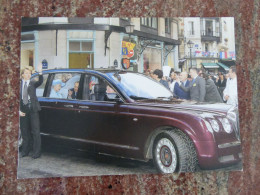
[187,40,194,69]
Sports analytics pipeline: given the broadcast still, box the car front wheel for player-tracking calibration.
[153,130,197,173]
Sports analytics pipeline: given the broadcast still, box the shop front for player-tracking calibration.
[143,42,163,72]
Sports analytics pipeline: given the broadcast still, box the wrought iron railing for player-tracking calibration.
[201,30,220,37]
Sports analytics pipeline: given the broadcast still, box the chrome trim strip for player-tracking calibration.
[64,105,74,108]
[218,155,235,163]
[41,133,139,151]
[218,141,241,149]
[79,105,89,109]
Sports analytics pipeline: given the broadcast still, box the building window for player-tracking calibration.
[165,18,171,34]
[188,21,194,35]
[69,41,94,69]
[215,21,220,36]
[191,60,197,67]
[205,21,213,36]
[67,31,95,69]
[21,32,37,69]
[141,18,158,29]
[205,43,209,52]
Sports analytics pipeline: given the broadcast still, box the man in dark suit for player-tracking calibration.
[177,68,206,102]
[201,73,223,103]
[68,81,79,99]
[152,69,169,89]
[20,64,43,159]
[174,72,190,100]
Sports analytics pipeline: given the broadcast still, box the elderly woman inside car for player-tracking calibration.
[50,79,63,98]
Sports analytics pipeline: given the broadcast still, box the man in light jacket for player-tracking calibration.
[223,66,238,106]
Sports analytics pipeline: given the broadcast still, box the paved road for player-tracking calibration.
[17,147,242,179]
[17,147,157,179]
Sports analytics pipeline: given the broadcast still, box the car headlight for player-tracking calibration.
[220,118,232,133]
[203,120,213,133]
[227,106,238,123]
[209,119,220,132]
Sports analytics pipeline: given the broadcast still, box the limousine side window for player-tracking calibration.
[48,73,81,99]
[34,74,49,97]
[82,74,117,101]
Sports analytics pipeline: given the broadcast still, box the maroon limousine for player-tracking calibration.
[32,69,242,173]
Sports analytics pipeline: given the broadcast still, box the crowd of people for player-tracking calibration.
[145,66,238,107]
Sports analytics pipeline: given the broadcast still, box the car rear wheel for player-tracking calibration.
[153,130,197,173]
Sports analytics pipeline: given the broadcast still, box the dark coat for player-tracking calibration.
[180,76,206,102]
[69,88,78,99]
[205,79,223,103]
[216,78,227,88]
[174,80,190,100]
[216,78,227,98]
[20,74,43,113]
[159,79,169,90]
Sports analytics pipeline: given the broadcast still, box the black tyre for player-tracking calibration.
[153,130,198,173]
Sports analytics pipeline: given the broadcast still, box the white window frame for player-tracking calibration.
[67,30,96,69]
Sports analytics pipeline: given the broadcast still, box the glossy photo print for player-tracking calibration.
[18,17,242,178]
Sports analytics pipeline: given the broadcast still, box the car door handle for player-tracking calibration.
[79,106,89,109]
[64,105,74,108]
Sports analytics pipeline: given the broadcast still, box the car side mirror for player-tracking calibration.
[105,93,123,103]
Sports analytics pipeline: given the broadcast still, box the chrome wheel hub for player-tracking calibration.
[155,138,177,173]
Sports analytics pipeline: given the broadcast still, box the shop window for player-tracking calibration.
[69,53,94,69]
[21,32,36,69]
[166,52,175,68]
[143,47,162,71]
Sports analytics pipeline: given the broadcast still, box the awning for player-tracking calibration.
[201,63,219,69]
[217,62,230,71]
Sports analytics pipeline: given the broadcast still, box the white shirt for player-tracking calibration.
[223,77,238,106]
[170,80,176,92]
[22,79,30,100]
